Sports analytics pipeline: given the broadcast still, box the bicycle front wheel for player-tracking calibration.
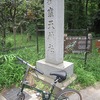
[57,89,82,100]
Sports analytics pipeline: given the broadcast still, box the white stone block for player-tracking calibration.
[36,59,74,78]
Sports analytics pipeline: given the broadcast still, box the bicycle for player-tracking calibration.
[16,57,82,100]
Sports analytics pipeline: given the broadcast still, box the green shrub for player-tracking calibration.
[76,67,96,86]
[6,42,12,48]
[0,35,100,90]
[0,54,25,90]
[6,37,14,48]
[64,51,99,87]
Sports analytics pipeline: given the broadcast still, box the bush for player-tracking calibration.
[76,67,96,86]
[6,38,14,49]
[0,54,25,90]
[6,42,12,48]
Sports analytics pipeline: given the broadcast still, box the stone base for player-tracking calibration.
[36,59,74,78]
[0,94,6,100]
[30,72,76,95]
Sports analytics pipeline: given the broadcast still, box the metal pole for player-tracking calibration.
[84,0,89,64]
[84,28,88,64]
[36,18,39,53]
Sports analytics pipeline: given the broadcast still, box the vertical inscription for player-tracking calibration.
[47,0,52,5]
[48,7,54,17]
[46,0,55,54]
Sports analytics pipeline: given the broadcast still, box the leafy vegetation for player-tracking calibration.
[0,35,100,91]
[0,0,100,50]
[0,0,44,50]
[0,34,45,91]
[0,0,100,92]
[0,54,24,91]
[64,42,100,87]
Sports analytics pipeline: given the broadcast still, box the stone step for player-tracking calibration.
[31,72,77,93]
[1,88,39,100]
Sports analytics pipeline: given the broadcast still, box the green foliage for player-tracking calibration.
[0,34,45,91]
[0,35,100,90]
[15,35,45,65]
[28,0,44,19]
[6,38,14,49]
[25,22,36,35]
[6,42,12,49]
[64,0,100,31]
[93,9,100,34]
[76,67,96,86]
[65,0,87,29]
[0,54,25,90]
[64,44,100,87]
[34,80,50,91]
[0,36,100,91]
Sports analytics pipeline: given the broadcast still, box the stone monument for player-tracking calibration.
[36,0,74,87]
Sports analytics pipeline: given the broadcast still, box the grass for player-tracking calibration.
[0,34,100,91]
[64,40,100,87]
[0,34,45,91]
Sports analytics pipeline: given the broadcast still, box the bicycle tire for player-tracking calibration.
[57,89,82,100]
[16,92,25,100]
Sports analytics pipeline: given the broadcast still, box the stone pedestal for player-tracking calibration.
[36,59,73,78]
[32,72,76,91]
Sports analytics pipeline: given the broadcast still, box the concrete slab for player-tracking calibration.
[1,88,39,100]
[80,83,100,100]
[0,83,100,100]
[36,59,74,78]
[1,83,100,100]
[0,94,6,100]
[31,72,77,90]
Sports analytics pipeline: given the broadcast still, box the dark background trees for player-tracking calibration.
[65,0,100,36]
[0,0,43,49]
[0,0,100,41]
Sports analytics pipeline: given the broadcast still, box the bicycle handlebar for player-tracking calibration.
[17,56,44,75]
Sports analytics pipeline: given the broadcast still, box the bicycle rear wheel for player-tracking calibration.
[57,89,82,100]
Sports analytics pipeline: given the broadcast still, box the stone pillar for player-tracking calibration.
[45,0,64,65]
[36,0,74,78]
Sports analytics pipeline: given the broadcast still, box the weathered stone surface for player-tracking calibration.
[44,0,64,64]
[36,0,74,83]
[37,59,73,78]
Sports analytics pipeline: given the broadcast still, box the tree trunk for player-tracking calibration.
[86,0,89,15]
[21,26,23,46]
[1,27,6,51]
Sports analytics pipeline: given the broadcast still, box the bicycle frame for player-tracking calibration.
[17,56,57,100]
[20,82,48,100]
[19,74,57,100]
[17,57,82,100]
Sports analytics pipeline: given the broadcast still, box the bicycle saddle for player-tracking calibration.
[50,70,67,83]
